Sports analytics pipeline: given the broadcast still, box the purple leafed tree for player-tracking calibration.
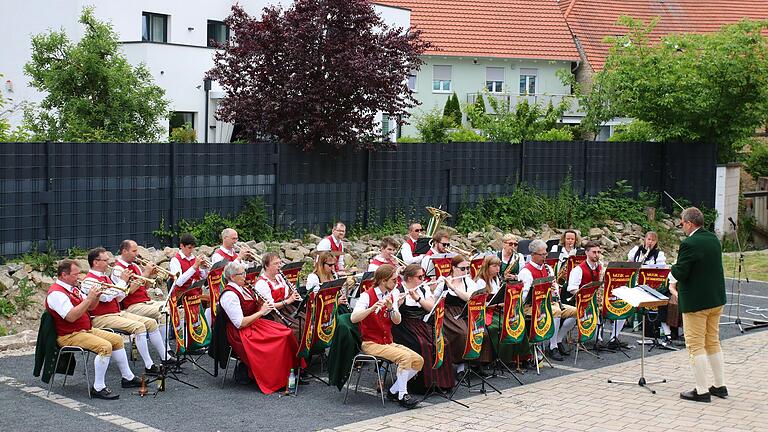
[207,1,430,152]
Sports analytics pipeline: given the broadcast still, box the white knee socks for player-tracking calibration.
[692,354,710,394]
[391,368,413,399]
[148,329,168,361]
[660,322,671,338]
[558,317,577,344]
[204,307,212,327]
[708,351,725,388]
[111,348,135,380]
[93,355,110,391]
[550,317,562,349]
[135,332,154,369]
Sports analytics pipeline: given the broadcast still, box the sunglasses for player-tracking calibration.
[413,228,423,232]
[416,275,425,280]
[457,266,470,271]
[505,242,519,246]
[441,242,451,247]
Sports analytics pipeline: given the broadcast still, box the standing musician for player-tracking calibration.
[400,222,425,265]
[551,229,583,265]
[219,261,301,394]
[497,234,524,282]
[112,239,172,361]
[45,259,140,399]
[317,221,346,273]
[391,264,456,393]
[420,229,454,280]
[82,247,165,376]
[253,253,302,337]
[567,241,617,346]
[169,233,210,349]
[627,231,667,266]
[518,240,577,362]
[432,255,479,377]
[351,265,423,409]
[369,237,401,271]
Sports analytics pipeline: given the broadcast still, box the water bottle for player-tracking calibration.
[287,369,296,394]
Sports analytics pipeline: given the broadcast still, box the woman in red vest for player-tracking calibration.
[351,265,423,409]
[219,261,300,394]
[254,253,302,341]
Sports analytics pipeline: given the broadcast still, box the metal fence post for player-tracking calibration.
[273,142,281,229]
[44,140,53,251]
[168,141,177,245]
[582,140,588,197]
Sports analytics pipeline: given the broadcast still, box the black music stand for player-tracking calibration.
[517,240,532,258]
[299,278,346,385]
[414,238,431,255]
[608,285,668,394]
[485,284,524,385]
[545,239,560,250]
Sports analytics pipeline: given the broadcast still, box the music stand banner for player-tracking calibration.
[299,282,342,359]
[463,292,488,360]
[575,282,600,342]
[432,296,446,369]
[469,257,485,279]
[281,262,304,286]
[564,255,587,282]
[206,260,227,323]
[530,277,555,342]
[500,281,525,344]
[433,257,453,279]
[635,268,670,290]
[603,263,640,320]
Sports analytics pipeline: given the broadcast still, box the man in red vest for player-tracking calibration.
[399,222,425,265]
[368,237,400,271]
[45,260,139,399]
[420,229,454,280]
[317,221,346,273]
[351,265,423,409]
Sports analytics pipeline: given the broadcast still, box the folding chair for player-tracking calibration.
[343,353,393,407]
[47,346,93,398]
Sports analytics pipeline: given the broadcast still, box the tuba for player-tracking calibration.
[425,206,452,237]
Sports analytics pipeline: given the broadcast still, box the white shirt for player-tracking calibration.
[627,245,667,266]
[567,260,600,294]
[46,279,80,319]
[82,270,126,303]
[254,274,288,303]
[210,246,234,265]
[367,255,396,272]
[433,277,479,299]
[420,250,454,278]
[402,284,432,307]
[517,261,554,303]
[353,286,400,316]
[551,244,578,263]
[169,252,209,289]
[400,236,423,265]
[317,236,345,269]
[220,282,253,329]
[475,277,501,295]
[306,272,321,294]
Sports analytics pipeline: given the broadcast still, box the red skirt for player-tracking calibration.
[227,319,300,395]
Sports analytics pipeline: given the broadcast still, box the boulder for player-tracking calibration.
[164,247,179,258]
[29,271,54,287]
[0,272,14,291]
[467,231,483,241]
[11,269,29,283]
[284,248,304,261]
[307,234,323,243]
[5,263,23,273]
[0,329,37,351]
[197,245,214,257]
[588,228,603,238]
[600,236,617,250]
[253,242,267,253]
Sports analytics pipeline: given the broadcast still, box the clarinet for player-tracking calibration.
[247,282,292,326]
[545,263,564,310]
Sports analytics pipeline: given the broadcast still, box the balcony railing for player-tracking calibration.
[466,93,584,117]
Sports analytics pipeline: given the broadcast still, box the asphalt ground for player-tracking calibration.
[1,278,766,432]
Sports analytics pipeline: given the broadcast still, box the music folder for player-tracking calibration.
[612,285,669,308]
[209,259,228,272]
[414,238,431,255]
[281,261,304,272]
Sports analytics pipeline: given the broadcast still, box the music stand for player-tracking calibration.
[635,267,677,352]
[485,283,524,385]
[517,240,532,258]
[607,285,668,394]
[601,261,641,358]
[545,239,560,250]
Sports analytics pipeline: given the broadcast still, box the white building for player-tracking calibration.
[1,1,410,142]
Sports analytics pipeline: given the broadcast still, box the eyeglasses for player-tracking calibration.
[94,258,109,262]
[234,272,246,277]
[416,275,425,280]
[325,262,337,267]
[413,228,423,232]
[457,266,470,271]
[532,252,547,257]
[505,242,519,246]
[441,242,451,247]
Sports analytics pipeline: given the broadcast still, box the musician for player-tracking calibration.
[112,239,172,361]
[420,229,454,280]
[551,230,583,265]
[432,255,479,376]
[391,264,456,393]
[169,234,210,350]
[474,255,509,363]
[368,237,400,271]
[45,259,140,399]
[211,228,245,265]
[400,222,425,265]
[317,221,346,273]
[627,231,667,266]
[254,253,302,339]
[672,207,727,403]
[518,240,577,362]
[497,234,524,281]
[219,261,301,395]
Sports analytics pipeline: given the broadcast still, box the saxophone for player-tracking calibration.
[503,252,519,280]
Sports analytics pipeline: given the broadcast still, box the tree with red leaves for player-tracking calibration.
[208,1,429,152]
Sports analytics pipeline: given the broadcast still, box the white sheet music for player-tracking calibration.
[613,286,667,308]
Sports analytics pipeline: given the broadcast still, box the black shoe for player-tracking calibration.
[145,365,161,376]
[121,376,142,388]
[557,342,571,356]
[709,386,728,398]
[680,388,711,403]
[90,386,119,400]
[398,393,419,409]
[546,348,564,361]
[386,390,399,402]
[606,339,628,349]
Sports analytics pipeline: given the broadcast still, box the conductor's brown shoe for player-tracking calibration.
[709,386,728,398]
[680,388,711,402]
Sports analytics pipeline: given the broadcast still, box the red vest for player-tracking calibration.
[115,260,151,309]
[523,262,550,280]
[86,272,121,316]
[223,284,260,317]
[327,235,343,272]
[577,261,602,288]
[175,253,201,295]
[358,287,393,345]
[405,237,420,255]
[45,282,92,336]
[259,274,288,303]
[214,248,238,263]
[370,255,396,268]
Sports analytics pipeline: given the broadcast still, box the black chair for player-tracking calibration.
[48,346,94,398]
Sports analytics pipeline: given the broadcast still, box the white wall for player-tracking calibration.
[714,164,741,238]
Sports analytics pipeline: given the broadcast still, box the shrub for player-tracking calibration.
[443,92,462,126]
[169,122,197,143]
[414,108,453,143]
[608,120,659,142]
[744,139,768,179]
[13,278,36,311]
[396,136,420,143]
[448,127,486,142]
[534,127,574,141]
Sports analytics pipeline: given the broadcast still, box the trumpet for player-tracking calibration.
[445,244,476,258]
[135,256,179,279]
[393,255,407,268]
[234,242,262,264]
[108,265,157,286]
[81,278,131,296]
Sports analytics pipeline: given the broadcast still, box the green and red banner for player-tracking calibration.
[432,296,446,369]
[575,282,600,342]
[635,268,670,291]
[602,266,638,320]
[530,278,555,342]
[206,267,225,322]
[500,281,525,344]
[462,292,488,360]
[298,286,341,359]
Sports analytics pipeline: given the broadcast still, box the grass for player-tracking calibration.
[722,251,768,282]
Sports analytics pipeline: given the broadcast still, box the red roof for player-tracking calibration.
[562,0,768,70]
[376,0,580,61]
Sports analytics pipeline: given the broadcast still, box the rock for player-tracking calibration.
[467,231,483,241]
[253,242,267,253]
[11,269,29,283]
[5,263,22,273]
[197,245,214,257]
[0,329,37,351]
[75,259,90,273]
[600,236,617,250]
[511,229,521,236]
[524,229,535,238]
[284,248,304,261]
[588,228,603,238]
[29,271,54,287]
[0,272,14,291]
[602,227,613,236]
[307,234,323,243]
[489,239,503,251]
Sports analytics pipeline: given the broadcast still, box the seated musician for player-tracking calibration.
[211,228,252,265]
[254,253,302,339]
[628,231,667,266]
[369,237,401,271]
[112,239,173,361]
[432,255,479,377]
[420,229,454,280]
[497,234,524,282]
[168,234,210,350]
[219,261,300,394]
[518,240,577,362]
[82,247,165,376]
[391,264,455,393]
[351,265,423,409]
[400,222,425,265]
[474,255,514,364]
[45,259,140,399]
[317,221,346,273]
[305,252,350,307]
[551,229,583,267]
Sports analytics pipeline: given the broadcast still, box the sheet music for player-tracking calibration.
[613,286,668,308]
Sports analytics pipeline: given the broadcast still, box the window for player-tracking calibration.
[519,68,537,95]
[381,114,391,140]
[169,112,195,135]
[432,65,451,92]
[207,20,229,47]
[486,67,504,93]
[407,73,417,91]
[142,12,168,43]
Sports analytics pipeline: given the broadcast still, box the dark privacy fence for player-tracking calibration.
[0,140,716,257]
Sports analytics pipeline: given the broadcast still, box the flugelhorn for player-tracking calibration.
[234,242,262,264]
[108,265,157,286]
[135,256,180,279]
[81,278,131,296]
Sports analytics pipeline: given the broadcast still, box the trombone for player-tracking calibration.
[108,265,157,287]
[135,256,180,279]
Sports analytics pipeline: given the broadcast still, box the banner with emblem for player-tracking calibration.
[170,279,210,354]
[500,281,525,344]
[280,262,304,286]
[469,256,486,279]
[529,277,555,342]
[602,262,641,320]
[298,291,316,359]
[575,281,601,342]
[634,267,671,312]
[432,257,453,279]
[432,296,447,369]
[299,281,342,359]
[206,260,227,323]
[462,292,488,360]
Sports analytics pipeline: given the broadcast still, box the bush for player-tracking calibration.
[534,127,574,141]
[11,245,59,276]
[0,298,16,318]
[396,136,420,143]
[169,122,197,143]
[448,127,486,142]
[608,120,659,142]
[414,108,453,143]
[443,92,462,126]
[744,140,768,179]
[470,94,486,127]
[13,278,36,311]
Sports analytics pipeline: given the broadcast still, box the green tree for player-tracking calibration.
[414,107,453,142]
[744,139,768,179]
[23,8,169,142]
[466,93,570,144]
[443,92,462,126]
[584,16,768,162]
[470,93,486,127]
